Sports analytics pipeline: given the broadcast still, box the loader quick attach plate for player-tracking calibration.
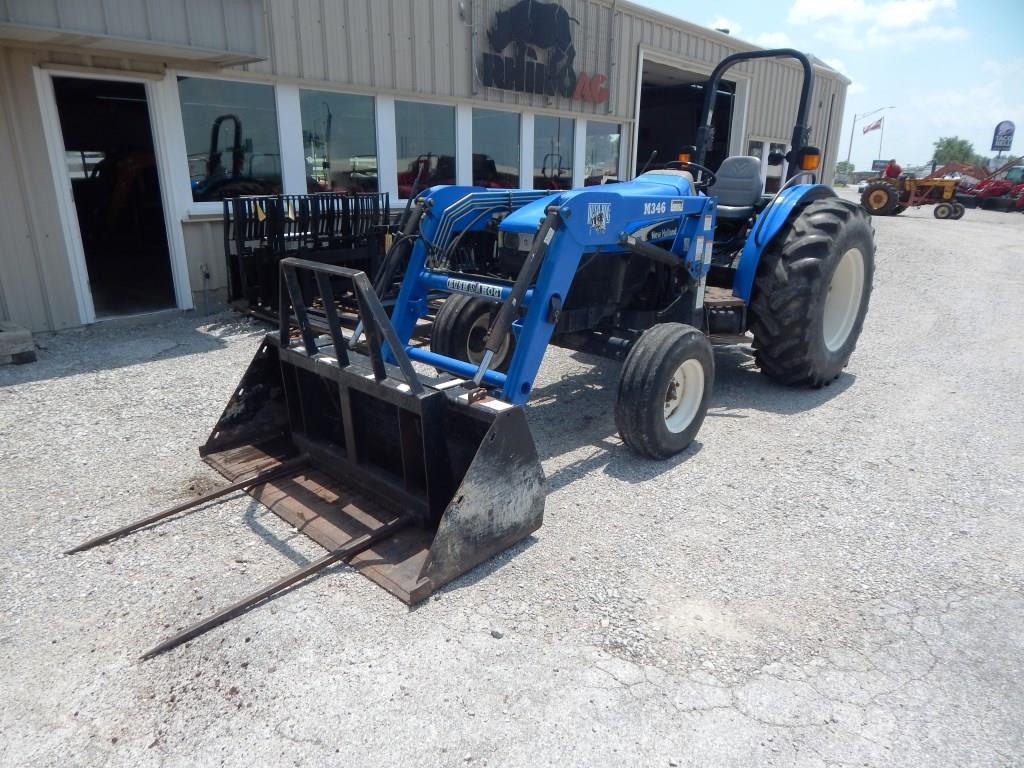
[199,259,545,604]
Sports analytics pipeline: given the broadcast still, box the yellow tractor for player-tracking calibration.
[860,175,964,219]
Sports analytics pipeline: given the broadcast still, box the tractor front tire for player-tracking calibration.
[749,197,875,387]
[615,323,714,459]
[430,294,515,372]
[861,182,897,215]
[951,202,966,219]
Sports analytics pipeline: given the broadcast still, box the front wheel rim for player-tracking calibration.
[823,247,866,352]
[466,313,510,367]
[663,358,705,433]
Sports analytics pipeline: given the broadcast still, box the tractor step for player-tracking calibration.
[703,285,745,307]
[703,286,747,337]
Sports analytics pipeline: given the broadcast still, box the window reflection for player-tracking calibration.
[177,77,281,202]
[64,151,106,180]
[766,141,787,193]
[395,101,456,197]
[472,109,520,188]
[533,116,574,190]
[300,90,378,194]
[584,121,620,186]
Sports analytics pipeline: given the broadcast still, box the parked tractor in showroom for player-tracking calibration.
[67,49,876,658]
[860,175,964,219]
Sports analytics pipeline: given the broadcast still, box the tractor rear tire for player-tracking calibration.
[749,197,875,387]
[934,202,954,219]
[615,323,714,459]
[861,182,897,215]
[430,294,515,372]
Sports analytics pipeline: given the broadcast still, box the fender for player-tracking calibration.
[732,184,836,302]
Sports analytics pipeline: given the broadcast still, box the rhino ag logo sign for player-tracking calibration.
[481,0,608,103]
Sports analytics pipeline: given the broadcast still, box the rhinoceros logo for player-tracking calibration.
[487,0,579,97]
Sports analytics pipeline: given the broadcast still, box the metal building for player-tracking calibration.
[0,0,848,333]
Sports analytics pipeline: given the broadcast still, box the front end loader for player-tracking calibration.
[67,50,874,658]
[67,261,544,658]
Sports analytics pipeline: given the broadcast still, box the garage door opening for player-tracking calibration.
[53,76,175,318]
[636,61,735,175]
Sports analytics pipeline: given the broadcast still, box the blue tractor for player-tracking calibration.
[68,51,876,653]
[379,48,875,458]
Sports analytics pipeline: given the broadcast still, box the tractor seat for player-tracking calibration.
[709,156,763,220]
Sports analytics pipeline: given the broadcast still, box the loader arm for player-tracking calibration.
[384,178,717,405]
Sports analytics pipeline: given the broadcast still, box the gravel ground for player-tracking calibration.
[2,191,1022,767]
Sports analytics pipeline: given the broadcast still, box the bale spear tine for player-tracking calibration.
[64,456,309,555]
[140,515,410,660]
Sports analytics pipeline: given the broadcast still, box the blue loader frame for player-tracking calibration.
[386,175,716,405]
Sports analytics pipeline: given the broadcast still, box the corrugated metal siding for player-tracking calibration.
[240,0,620,116]
[0,50,48,330]
[237,0,845,143]
[0,0,268,62]
[0,47,82,332]
[181,219,227,291]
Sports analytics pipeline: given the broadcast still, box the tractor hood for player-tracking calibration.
[499,171,696,235]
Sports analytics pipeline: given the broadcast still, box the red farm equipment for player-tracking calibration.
[957,158,1024,211]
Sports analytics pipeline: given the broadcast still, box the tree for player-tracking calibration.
[932,136,989,167]
[835,160,855,175]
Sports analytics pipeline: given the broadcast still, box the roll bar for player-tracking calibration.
[694,49,814,182]
[208,114,243,178]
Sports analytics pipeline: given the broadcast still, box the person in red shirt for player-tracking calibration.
[883,159,902,179]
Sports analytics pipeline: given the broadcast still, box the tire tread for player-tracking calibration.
[750,197,874,387]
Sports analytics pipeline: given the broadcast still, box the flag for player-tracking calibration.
[863,117,883,134]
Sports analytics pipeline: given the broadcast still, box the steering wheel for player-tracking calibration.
[663,160,717,191]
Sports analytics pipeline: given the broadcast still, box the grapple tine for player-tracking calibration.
[140,514,410,660]
[64,456,309,555]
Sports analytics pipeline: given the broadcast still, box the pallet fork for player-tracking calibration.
[66,259,544,658]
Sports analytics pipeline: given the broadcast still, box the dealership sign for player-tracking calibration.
[991,120,1015,152]
[481,0,609,103]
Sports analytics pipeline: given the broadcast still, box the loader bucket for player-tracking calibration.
[200,258,544,603]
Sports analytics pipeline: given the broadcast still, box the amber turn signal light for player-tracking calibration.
[800,147,821,171]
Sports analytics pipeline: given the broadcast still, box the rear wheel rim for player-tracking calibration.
[823,247,865,352]
[867,189,889,210]
[663,358,704,433]
[466,313,510,367]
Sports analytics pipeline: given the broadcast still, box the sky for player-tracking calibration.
[629,0,1024,171]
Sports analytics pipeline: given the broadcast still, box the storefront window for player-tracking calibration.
[177,77,281,202]
[300,90,377,194]
[395,101,456,197]
[584,121,620,186]
[533,116,574,190]
[472,109,520,189]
